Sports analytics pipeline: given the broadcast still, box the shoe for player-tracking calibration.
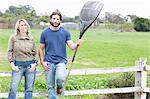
[57,87,64,95]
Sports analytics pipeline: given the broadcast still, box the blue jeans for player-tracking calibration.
[8,60,36,99]
[45,62,67,99]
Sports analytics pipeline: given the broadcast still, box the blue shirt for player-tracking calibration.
[40,27,71,64]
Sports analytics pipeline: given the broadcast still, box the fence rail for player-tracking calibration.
[0,57,149,99]
[0,87,145,97]
[0,65,149,77]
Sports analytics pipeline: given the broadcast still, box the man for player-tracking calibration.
[39,9,81,99]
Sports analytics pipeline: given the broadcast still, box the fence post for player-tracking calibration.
[134,57,147,99]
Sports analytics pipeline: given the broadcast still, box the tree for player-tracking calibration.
[105,12,125,24]
[62,16,75,23]
[0,11,3,16]
[127,15,138,23]
[134,17,150,32]
[4,5,36,21]
[1,5,37,27]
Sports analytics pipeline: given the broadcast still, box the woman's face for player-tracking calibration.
[18,21,28,33]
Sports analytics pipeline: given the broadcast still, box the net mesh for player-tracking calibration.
[79,1,104,38]
[80,1,103,21]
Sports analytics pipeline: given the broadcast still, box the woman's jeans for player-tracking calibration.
[45,62,67,99]
[8,60,36,99]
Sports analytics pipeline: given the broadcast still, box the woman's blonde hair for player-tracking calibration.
[15,19,30,35]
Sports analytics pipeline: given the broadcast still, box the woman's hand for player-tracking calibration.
[29,63,36,72]
[11,62,19,72]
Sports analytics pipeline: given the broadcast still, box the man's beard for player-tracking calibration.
[50,21,60,27]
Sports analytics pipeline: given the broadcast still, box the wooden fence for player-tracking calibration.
[0,57,149,99]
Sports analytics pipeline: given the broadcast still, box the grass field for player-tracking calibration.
[0,29,150,98]
[0,29,150,71]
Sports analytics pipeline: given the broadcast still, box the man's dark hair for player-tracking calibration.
[50,9,62,20]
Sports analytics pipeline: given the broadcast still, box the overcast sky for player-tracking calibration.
[0,0,149,18]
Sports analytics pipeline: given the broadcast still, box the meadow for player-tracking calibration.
[0,29,150,70]
[0,28,150,98]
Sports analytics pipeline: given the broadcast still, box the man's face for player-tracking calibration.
[50,15,61,27]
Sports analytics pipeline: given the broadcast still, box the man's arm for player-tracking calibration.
[39,43,48,71]
[67,39,81,50]
[39,44,45,64]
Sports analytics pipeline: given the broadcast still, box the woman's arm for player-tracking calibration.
[7,36,14,63]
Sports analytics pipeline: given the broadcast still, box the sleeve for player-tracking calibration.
[32,40,37,57]
[7,36,14,63]
[32,40,38,64]
[66,30,71,41]
[40,32,45,44]
[29,34,38,63]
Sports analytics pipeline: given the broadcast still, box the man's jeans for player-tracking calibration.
[45,62,67,99]
[8,60,36,99]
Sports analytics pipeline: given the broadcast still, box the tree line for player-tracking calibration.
[105,12,150,32]
[0,5,150,31]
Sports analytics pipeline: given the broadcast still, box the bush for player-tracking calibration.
[116,22,134,32]
[134,17,150,32]
[65,75,108,90]
[107,72,135,99]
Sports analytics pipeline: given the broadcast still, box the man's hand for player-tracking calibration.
[29,63,37,72]
[76,39,81,46]
[11,62,19,72]
[41,61,49,71]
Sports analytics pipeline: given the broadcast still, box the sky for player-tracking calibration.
[0,0,149,18]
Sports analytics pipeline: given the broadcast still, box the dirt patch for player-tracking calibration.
[80,60,96,65]
[67,57,96,66]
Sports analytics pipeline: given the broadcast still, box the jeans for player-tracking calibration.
[8,60,36,99]
[45,62,67,99]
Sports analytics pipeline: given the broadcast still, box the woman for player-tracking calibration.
[7,19,37,99]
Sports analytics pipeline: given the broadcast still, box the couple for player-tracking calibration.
[7,9,81,99]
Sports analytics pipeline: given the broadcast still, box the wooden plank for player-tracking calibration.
[64,87,141,96]
[0,66,142,77]
[142,87,150,93]
[144,65,150,71]
[0,87,141,98]
[134,58,147,99]
[0,71,11,76]
[68,66,142,75]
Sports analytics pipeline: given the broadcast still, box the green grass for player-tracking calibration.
[0,29,150,70]
[0,74,110,92]
[0,29,150,98]
[71,29,150,68]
